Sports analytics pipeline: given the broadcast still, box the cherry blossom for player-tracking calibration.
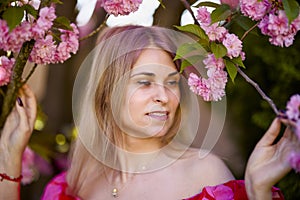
[222,33,243,58]
[188,54,228,101]
[0,56,15,86]
[101,0,143,16]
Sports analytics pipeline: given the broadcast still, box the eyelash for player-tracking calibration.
[137,80,151,86]
[137,80,179,86]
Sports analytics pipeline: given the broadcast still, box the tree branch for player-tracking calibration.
[236,66,279,115]
[180,0,200,26]
[0,40,35,130]
[79,14,109,41]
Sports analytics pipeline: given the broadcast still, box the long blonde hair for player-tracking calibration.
[67,25,199,196]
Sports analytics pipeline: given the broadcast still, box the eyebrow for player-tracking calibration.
[131,71,179,77]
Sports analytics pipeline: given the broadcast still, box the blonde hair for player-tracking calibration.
[67,25,198,196]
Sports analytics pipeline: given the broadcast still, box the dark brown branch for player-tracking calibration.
[241,22,259,41]
[24,63,38,84]
[180,0,200,26]
[0,40,35,130]
[79,14,109,41]
[236,67,279,115]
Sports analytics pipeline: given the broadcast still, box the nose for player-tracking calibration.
[153,83,169,104]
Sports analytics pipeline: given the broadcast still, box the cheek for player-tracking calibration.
[169,88,180,107]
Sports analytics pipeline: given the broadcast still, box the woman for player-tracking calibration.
[0,25,298,199]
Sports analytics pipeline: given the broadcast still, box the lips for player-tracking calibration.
[146,111,169,121]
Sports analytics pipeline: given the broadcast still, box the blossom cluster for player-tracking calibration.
[188,54,228,101]
[0,56,15,86]
[240,0,300,47]
[100,0,143,16]
[285,94,300,172]
[197,7,244,59]
[0,4,79,86]
[286,94,300,141]
[187,7,244,101]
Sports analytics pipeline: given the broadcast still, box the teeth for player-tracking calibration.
[148,112,167,116]
[149,112,167,117]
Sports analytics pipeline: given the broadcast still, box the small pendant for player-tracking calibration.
[112,188,118,198]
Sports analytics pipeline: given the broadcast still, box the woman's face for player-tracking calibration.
[118,48,180,139]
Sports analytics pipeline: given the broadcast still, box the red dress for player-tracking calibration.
[41,172,284,200]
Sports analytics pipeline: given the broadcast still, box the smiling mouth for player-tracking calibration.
[146,111,169,121]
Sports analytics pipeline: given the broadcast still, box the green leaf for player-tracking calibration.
[174,24,208,40]
[53,16,72,30]
[224,59,237,83]
[231,56,245,68]
[210,4,231,24]
[2,6,25,31]
[282,0,300,23]
[180,55,203,73]
[23,4,38,18]
[174,42,206,61]
[193,1,220,8]
[232,15,256,31]
[198,39,210,52]
[210,42,227,58]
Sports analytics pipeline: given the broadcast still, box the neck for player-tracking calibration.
[123,134,164,153]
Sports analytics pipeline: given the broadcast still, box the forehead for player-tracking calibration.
[132,48,177,71]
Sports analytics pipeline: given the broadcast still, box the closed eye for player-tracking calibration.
[137,80,151,86]
[166,80,179,86]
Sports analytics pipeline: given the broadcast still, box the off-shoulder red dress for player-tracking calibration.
[41,172,284,200]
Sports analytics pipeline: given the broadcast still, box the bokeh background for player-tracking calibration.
[20,0,300,199]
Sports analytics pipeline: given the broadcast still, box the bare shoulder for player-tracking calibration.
[180,148,235,187]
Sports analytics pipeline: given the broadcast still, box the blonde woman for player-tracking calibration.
[0,26,298,200]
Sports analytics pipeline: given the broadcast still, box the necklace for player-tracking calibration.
[107,151,161,198]
[112,188,118,198]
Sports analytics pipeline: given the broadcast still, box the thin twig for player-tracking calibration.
[23,63,38,84]
[79,14,109,41]
[236,66,279,115]
[241,22,258,41]
[180,0,200,26]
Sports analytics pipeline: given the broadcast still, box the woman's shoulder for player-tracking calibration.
[180,148,235,186]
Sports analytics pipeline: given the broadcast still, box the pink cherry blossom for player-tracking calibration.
[55,23,79,63]
[101,0,143,16]
[286,94,300,121]
[196,7,211,26]
[289,151,300,173]
[203,53,225,70]
[222,33,243,58]
[203,24,228,42]
[188,73,202,95]
[32,6,56,39]
[240,0,270,21]
[0,19,9,50]
[6,21,33,53]
[285,94,300,148]
[188,72,227,102]
[0,56,15,86]
[30,35,57,64]
[188,54,228,101]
